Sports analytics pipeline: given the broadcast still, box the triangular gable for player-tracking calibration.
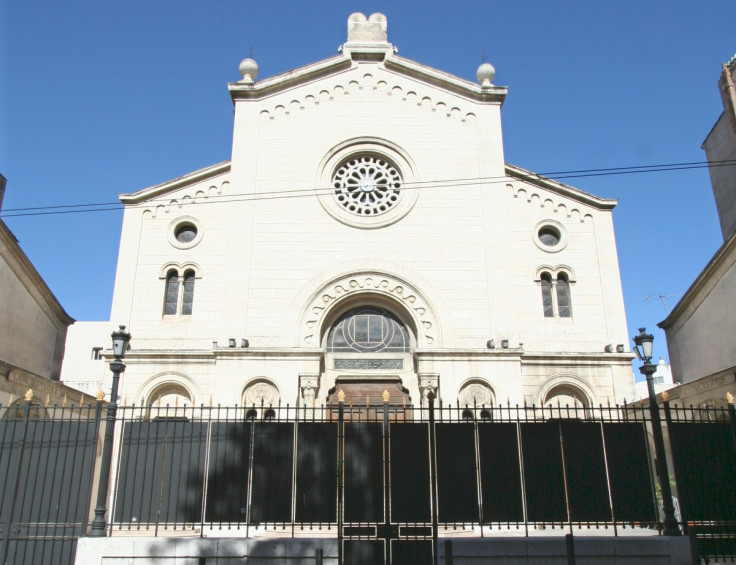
[506,163,617,211]
[119,161,230,205]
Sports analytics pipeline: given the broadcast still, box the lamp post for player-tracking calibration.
[632,327,679,536]
[89,325,131,537]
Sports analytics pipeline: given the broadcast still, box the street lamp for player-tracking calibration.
[632,327,679,536]
[89,325,131,537]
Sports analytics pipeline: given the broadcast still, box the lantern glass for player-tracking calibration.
[111,325,131,360]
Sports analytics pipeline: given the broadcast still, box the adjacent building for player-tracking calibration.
[659,55,736,407]
[0,174,99,408]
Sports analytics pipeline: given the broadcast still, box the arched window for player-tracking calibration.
[539,270,573,318]
[164,270,180,315]
[182,270,195,315]
[326,306,410,353]
[556,274,571,318]
[540,273,554,317]
[163,268,196,316]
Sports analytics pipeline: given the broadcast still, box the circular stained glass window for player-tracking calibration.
[332,155,402,216]
[175,223,197,243]
[538,226,561,247]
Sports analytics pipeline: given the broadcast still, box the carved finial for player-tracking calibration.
[337,389,345,402]
[96,390,105,401]
[661,391,670,403]
[727,392,734,405]
[382,390,390,402]
[25,389,33,402]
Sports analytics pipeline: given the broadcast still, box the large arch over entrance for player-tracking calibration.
[297,271,441,348]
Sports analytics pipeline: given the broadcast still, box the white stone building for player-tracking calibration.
[64,13,635,412]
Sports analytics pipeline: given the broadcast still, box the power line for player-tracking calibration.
[1,158,734,219]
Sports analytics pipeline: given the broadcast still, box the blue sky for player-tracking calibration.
[1,1,734,373]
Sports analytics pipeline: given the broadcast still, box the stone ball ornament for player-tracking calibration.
[239,58,259,82]
[476,62,495,87]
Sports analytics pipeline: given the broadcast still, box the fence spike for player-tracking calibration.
[46,393,50,406]
[25,388,33,402]
[726,391,734,405]
[382,390,390,402]
[97,390,105,401]
[62,394,66,407]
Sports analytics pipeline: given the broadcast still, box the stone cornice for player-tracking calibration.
[416,349,633,364]
[505,163,618,210]
[119,161,231,204]
[659,229,736,330]
[0,220,74,326]
[123,348,323,363]
[228,52,507,105]
[384,55,507,104]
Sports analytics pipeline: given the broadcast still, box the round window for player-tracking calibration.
[168,216,203,249]
[538,226,561,247]
[316,138,420,229]
[533,220,567,252]
[333,155,402,216]
[175,223,197,243]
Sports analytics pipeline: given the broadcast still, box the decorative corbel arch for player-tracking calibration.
[534,264,576,283]
[298,271,440,348]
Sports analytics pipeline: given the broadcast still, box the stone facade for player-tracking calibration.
[67,13,635,412]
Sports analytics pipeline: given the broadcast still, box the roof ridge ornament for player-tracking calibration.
[342,13,393,59]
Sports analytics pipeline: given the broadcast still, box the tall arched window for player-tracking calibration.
[541,273,554,317]
[327,306,410,353]
[556,274,571,318]
[164,270,180,315]
[182,270,195,315]
[539,270,573,318]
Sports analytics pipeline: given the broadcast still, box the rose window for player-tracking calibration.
[332,155,402,216]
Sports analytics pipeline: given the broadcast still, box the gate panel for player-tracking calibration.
[344,540,384,564]
[205,422,252,522]
[344,422,383,523]
[478,423,523,522]
[390,423,430,523]
[436,423,478,522]
[114,420,207,525]
[251,422,294,523]
[296,422,337,523]
[391,539,433,564]
[561,422,611,522]
[520,423,567,522]
[0,412,98,565]
[669,422,736,521]
[602,423,655,522]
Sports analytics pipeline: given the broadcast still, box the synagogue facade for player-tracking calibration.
[65,13,635,413]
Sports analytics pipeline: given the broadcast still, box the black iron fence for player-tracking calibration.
[1,398,735,564]
[0,401,100,565]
